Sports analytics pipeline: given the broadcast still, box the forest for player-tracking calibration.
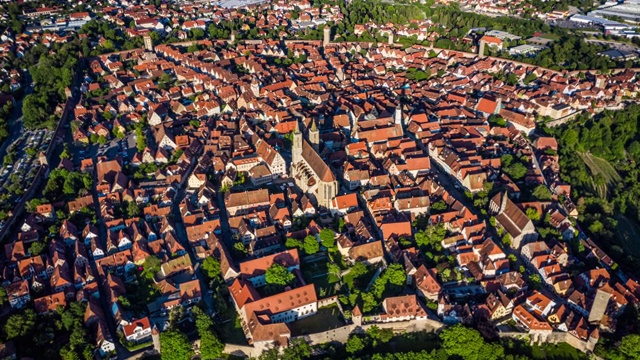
[542,105,640,273]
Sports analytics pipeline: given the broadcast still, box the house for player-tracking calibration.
[225,189,270,216]
[348,241,384,265]
[179,279,202,306]
[512,304,553,341]
[34,292,67,314]
[59,219,79,245]
[95,321,116,356]
[413,265,442,301]
[485,291,513,321]
[123,317,152,343]
[330,193,359,216]
[6,280,30,309]
[379,295,428,322]
[238,249,300,288]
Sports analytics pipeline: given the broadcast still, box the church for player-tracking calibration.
[290,120,338,209]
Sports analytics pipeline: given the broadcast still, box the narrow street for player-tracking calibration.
[215,191,235,255]
[168,155,216,313]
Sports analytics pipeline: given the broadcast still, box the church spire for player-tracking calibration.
[309,119,319,153]
[292,120,303,164]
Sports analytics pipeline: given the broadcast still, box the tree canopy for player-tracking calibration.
[160,330,192,360]
[265,263,295,286]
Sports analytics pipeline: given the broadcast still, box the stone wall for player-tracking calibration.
[317,295,339,308]
[498,331,596,354]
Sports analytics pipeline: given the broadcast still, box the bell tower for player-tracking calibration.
[292,120,303,165]
[309,119,319,153]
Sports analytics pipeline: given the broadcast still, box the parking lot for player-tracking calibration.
[0,128,52,227]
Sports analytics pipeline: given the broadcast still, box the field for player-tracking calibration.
[578,152,621,198]
[289,305,345,336]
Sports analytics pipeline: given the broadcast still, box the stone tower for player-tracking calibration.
[250,80,260,97]
[230,30,236,44]
[292,120,303,165]
[323,26,331,47]
[478,39,486,56]
[352,305,362,327]
[388,32,394,45]
[309,119,320,153]
[143,35,153,52]
[394,105,402,125]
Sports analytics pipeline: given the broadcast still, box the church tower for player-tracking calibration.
[323,26,331,47]
[309,119,320,153]
[143,35,153,52]
[292,120,303,165]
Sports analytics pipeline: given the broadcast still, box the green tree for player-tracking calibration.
[440,325,503,360]
[319,228,336,249]
[328,263,341,279]
[384,263,407,287]
[531,185,552,200]
[366,325,394,346]
[201,257,221,280]
[619,334,640,360]
[29,241,47,256]
[346,335,366,354]
[415,223,446,251]
[60,145,71,159]
[303,235,319,255]
[430,200,448,212]
[265,263,295,286]
[0,287,6,306]
[285,237,303,249]
[282,338,312,360]
[126,201,141,218]
[142,255,161,280]
[160,330,192,360]
[528,274,542,290]
[361,292,378,313]
[193,307,223,360]
[504,162,527,180]
[525,207,541,221]
[136,126,147,152]
[5,309,36,339]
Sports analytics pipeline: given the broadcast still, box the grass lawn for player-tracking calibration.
[310,273,341,298]
[539,34,561,40]
[530,342,588,360]
[214,308,248,345]
[289,305,344,336]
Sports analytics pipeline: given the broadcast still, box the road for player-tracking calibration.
[216,191,235,257]
[169,155,217,314]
